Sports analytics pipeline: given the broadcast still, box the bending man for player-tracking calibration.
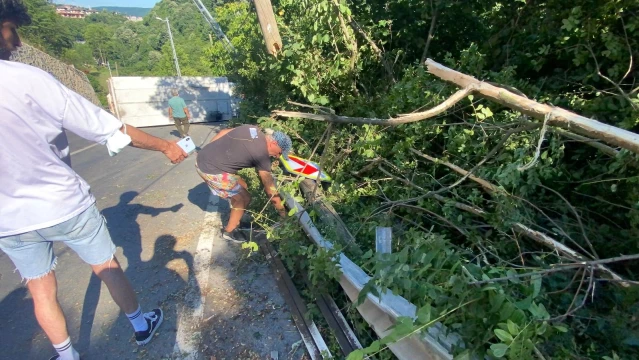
[196,125,292,242]
[0,2,187,359]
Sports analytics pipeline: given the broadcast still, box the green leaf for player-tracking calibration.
[241,241,259,252]
[417,303,431,324]
[536,321,548,335]
[467,95,474,101]
[288,208,297,216]
[531,275,542,298]
[515,296,532,310]
[453,349,472,360]
[367,340,381,352]
[494,329,513,343]
[554,324,568,333]
[499,302,515,321]
[490,343,509,358]
[482,107,493,117]
[346,349,364,360]
[490,292,506,312]
[507,320,519,335]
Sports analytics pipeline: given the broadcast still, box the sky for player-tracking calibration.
[54,0,159,8]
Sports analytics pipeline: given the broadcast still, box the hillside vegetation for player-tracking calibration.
[92,6,151,17]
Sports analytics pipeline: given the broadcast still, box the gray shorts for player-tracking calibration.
[0,204,116,282]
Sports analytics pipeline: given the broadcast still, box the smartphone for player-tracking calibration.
[177,136,196,155]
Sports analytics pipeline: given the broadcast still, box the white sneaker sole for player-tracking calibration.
[136,309,164,346]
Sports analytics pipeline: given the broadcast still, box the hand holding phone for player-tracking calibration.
[177,136,196,155]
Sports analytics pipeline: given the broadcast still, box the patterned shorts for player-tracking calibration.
[196,165,242,199]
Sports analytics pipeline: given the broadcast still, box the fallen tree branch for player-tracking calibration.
[409,148,501,193]
[538,184,598,259]
[425,58,639,154]
[376,165,486,216]
[383,123,539,207]
[272,86,475,125]
[550,128,620,158]
[469,254,639,286]
[394,202,469,236]
[288,101,336,115]
[409,148,631,286]
[351,157,384,177]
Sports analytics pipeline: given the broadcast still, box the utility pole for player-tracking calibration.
[156,17,181,77]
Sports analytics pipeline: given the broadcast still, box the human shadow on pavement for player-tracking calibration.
[187,182,210,212]
[0,287,40,353]
[187,182,231,225]
[101,234,200,359]
[77,191,183,354]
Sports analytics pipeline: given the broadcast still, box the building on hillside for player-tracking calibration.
[126,16,143,22]
[55,5,97,19]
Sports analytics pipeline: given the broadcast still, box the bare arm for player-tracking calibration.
[210,128,233,143]
[168,107,173,120]
[258,170,286,217]
[121,124,187,164]
[184,107,191,120]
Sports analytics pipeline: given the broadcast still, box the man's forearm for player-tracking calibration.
[259,171,286,216]
[121,124,169,152]
[185,108,191,119]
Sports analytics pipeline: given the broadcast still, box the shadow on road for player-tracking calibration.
[187,182,210,212]
[0,287,40,353]
[188,183,231,227]
[77,191,188,356]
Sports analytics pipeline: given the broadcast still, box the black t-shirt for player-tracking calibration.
[196,125,272,175]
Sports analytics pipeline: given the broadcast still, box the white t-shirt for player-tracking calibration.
[0,61,123,237]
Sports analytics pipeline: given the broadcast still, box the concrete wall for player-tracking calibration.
[108,76,234,127]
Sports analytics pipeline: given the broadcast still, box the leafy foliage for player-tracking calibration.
[214,0,639,359]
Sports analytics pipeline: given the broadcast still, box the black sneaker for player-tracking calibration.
[135,308,164,345]
[222,228,246,243]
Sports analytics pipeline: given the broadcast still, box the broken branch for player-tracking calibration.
[273,86,474,125]
[425,58,639,154]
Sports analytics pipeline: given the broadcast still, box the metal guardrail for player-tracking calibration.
[280,181,463,360]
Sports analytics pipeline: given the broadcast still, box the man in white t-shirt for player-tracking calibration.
[0,2,188,359]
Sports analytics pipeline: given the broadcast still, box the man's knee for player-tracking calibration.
[231,190,250,208]
[240,189,251,206]
[27,271,58,302]
[91,255,122,277]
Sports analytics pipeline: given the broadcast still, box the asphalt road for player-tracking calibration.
[0,124,303,360]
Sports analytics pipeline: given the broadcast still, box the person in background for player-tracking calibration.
[168,88,191,138]
[195,125,292,242]
[0,1,187,359]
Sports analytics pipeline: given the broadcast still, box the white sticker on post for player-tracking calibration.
[249,127,258,139]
